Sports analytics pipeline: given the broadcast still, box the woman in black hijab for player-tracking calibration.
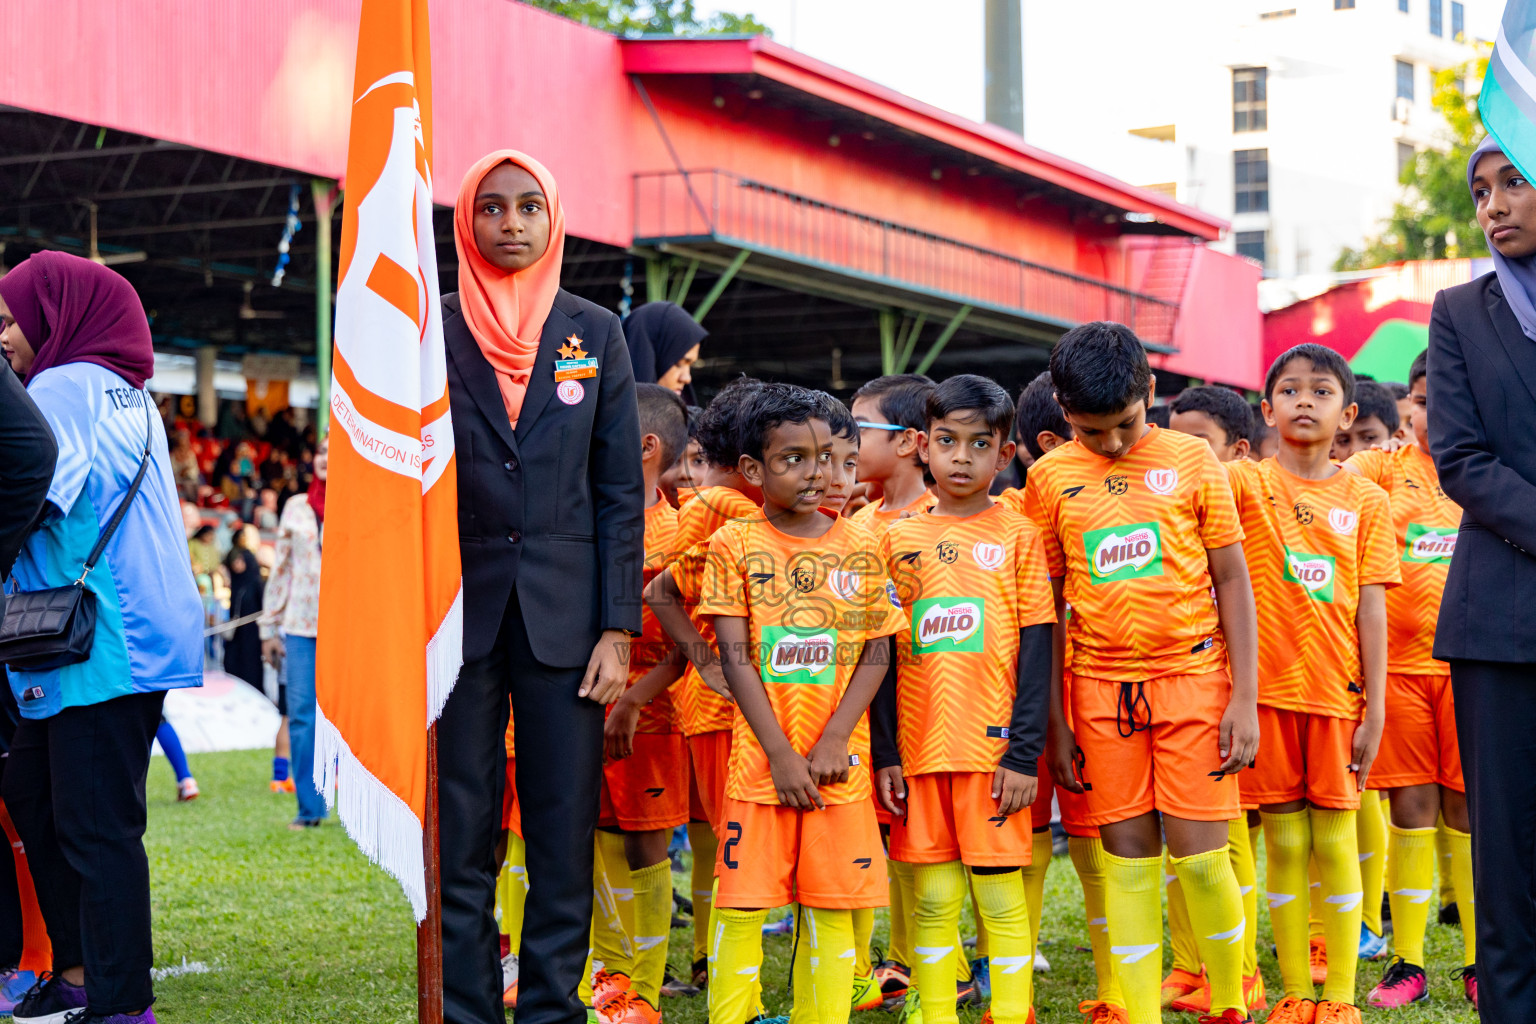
[622,301,706,401]
[222,532,268,697]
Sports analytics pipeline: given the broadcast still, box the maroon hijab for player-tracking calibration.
[0,251,154,388]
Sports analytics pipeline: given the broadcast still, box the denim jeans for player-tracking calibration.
[283,633,327,822]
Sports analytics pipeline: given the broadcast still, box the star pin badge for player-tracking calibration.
[559,335,587,360]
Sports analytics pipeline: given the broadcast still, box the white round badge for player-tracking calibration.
[557,380,585,405]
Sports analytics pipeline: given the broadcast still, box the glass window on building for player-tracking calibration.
[1335,0,1356,8]
[1233,68,1268,132]
[1397,60,1415,102]
[1430,0,1443,36]
[1236,230,1267,266]
[1452,1,1464,39]
[1234,149,1269,213]
[1399,0,1409,11]
[1398,142,1416,179]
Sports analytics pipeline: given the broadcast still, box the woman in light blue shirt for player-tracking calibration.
[0,251,200,1024]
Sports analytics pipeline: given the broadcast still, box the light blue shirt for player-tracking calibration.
[6,363,203,718]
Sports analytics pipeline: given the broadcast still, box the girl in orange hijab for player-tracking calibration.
[440,151,644,1024]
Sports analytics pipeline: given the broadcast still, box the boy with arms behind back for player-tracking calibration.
[1226,344,1400,1024]
[872,375,1056,1024]
[1023,322,1260,1024]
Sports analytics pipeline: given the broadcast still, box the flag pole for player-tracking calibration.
[418,723,444,1024]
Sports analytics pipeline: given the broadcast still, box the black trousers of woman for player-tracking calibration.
[3,689,164,1014]
[438,590,604,1024]
[1451,659,1536,1022]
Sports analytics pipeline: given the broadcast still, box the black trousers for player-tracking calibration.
[2,689,164,1014]
[0,686,23,968]
[438,591,603,1024]
[1451,659,1536,1022]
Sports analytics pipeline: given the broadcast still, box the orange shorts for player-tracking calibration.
[688,766,707,824]
[1072,670,1241,826]
[716,797,889,910]
[889,771,1035,867]
[501,756,523,838]
[600,732,690,831]
[688,730,732,830]
[1369,673,1464,792]
[1242,705,1361,811]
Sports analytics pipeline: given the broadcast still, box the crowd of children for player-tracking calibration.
[490,322,1474,1024]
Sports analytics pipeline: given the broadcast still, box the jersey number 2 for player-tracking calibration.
[723,821,743,869]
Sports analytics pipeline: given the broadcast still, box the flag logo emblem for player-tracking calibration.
[972,541,1005,570]
[1329,508,1357,534]
[1144,468,1178,495]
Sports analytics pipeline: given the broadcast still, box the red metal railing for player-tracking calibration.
[633,169,1178,345]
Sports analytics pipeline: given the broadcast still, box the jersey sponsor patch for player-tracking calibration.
[1144,468,1178,495]
[972,541,1005,570]
[910,597,985,653]
[1402,523,1456,563]
[1083,522,1164,584]
[1282,546,1337,603]
[760,627,839,685]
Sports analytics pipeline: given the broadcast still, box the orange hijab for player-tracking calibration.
[453,150,566,427]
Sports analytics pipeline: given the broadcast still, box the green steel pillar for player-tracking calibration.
[313,180,335,438]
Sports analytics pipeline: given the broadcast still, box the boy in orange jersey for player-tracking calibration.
[1225,344,1400,1024]
[700,384,902,1024]
[1162,385,1266,1016]
[581,384,694,1024]
[871,375,1056,1024]
[850,374,937,527]
[660,404,706,509]
[644,376,765,990]
[1345,352,1477,1010]
[1023,322,1261,1024]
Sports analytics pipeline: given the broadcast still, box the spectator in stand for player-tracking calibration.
[224,527,292,793]
[255,488,280,531]
[0,249,202,1024]
[170,428,200,502]
[260,437,327,829]
[215,400,249,442]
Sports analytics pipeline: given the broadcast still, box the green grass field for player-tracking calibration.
[146,750,1478,1022]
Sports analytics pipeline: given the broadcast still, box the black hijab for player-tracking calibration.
[622,302,707,403]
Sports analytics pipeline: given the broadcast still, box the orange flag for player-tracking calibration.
[316,0,460,921]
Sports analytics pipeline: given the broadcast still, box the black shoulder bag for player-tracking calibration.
[0,393,156,670]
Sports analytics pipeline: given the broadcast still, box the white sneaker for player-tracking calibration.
[502,952,520,989]
[1032,950,1050,972]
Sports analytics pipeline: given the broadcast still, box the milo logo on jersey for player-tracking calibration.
[760,627,840,685]
[1084,522,1164,584]
[1282,547,1336,603]
[1403,523,1457,564]
[910,597,986,653]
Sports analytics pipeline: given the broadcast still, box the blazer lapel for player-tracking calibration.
[1484,278,1536,409]
[444,304,519,455]
[515,297,583,439]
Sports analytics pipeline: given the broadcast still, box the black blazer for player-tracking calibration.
[1428,273,1536,663]
[444,288,643,667]
[0,368,57,618]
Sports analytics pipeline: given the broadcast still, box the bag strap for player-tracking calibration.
[76,393,156,586]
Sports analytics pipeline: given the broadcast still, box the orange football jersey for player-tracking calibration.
[1020,427,1243,681]
[667,486,763,737]
[1345,445,1461,676]
[880,505,1056,775]
[996,487,1027,517]
[850,489,935,531]
[1226,458,1401,719]
[698,516,902,806]
[624,496,681,733]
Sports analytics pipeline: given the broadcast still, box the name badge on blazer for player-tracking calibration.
[554,358,599,382]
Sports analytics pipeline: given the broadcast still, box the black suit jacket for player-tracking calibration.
[444,288,643,667]
[0,368,57,619]
[1428,273,1536,663]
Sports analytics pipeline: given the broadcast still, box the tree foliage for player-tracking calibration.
[523,0,770,37]
[1336,52,1489,271]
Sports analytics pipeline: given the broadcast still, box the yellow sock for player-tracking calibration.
[971,881,989,959]
[1308,857,1325,941]
[690,823,717,966]
[709,908,768,1024]
[1435,819,1454,910]
[580,832,635,1003]
[1227,818,1258,978]
[914,861,967,1024]
[852,907,874,977]
[1311,807,1362,1004]
[971,868,1034,1024]
[888,858,916,968]
[1262,809,1313,998]
[1357,790,1386,938]
[1385,824,1436,968]
[496,834,528,953]
[1019,829,1052,1006]
[1068,836,1123,1006]
[1170,847,1246,1014]
[1445,824,1476,967]
[1104,852,1162,1024]
[793,906,857,1024]
[630,859,673,1003]
[1164,848,1201,975]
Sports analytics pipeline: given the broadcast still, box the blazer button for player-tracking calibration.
[507,530,521,544]
[503,459,517,472]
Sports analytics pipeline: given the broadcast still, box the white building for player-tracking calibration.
[1023,0,1493,289]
